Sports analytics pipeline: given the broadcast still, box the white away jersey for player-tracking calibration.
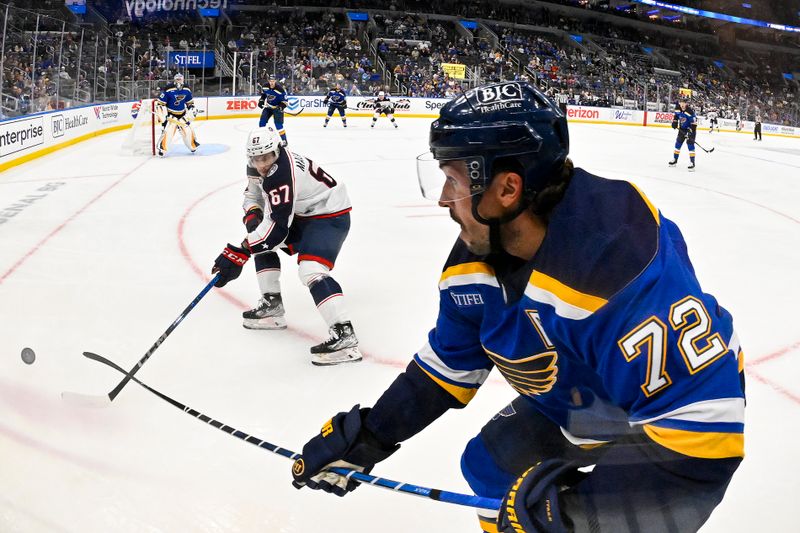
[243,148,351,253]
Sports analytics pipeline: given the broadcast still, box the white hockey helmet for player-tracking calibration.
[378,91,385,97]
[174,73,184,88]
[246,126,282,161]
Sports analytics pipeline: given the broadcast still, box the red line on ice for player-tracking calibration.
[0,159,150,286]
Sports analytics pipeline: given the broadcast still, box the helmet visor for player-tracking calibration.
[417,152,485,202]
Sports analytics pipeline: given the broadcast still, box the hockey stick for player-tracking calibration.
[695,141,715,153]
[61,274,220,406]
[284,108,304,116]
[78,350,502,511]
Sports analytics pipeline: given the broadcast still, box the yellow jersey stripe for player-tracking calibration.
[440,262,495,282]
[629,182,660,225]
[529,271,607,313]
[417,363,478,405]
[478,517,499,533]
[738,350,745,373]
[643,424,744,459]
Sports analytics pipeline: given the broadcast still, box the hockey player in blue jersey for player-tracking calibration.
[669,99,697,171]
[291,82,744,532]
[258,75,288,145]
[155,73,199,157]
[323,83,347,128]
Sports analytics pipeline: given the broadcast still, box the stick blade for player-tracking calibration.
[61,391,112,408]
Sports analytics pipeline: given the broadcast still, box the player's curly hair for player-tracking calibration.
[530,158,573,221]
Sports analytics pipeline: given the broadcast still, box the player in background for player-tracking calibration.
[370,91,398,128]
[707,108,719,133]
[323,83,347,128]
[290,82,744,532]
[735,110,742,132]
[155,73,199,157]
[669,99,697,171]
[754,112,762,141]
[259,75,288,145]
[210,126,361,366]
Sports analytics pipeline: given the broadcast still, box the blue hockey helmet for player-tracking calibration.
[419,81,569,204]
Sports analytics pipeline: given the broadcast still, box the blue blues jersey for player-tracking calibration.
[260,83,287,109]
[415,168,744,460]
[324,89,347,107]
[673,106,697,131]
[157,84,194,115]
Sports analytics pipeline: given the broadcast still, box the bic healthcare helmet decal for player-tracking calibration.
[286,97,300,112]
[467,82,524,113]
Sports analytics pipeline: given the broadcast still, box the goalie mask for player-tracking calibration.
[174,73,184,89]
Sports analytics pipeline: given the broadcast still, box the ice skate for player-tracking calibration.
[688,162,696,172]
[668,159,678,167]
[243,293,287,330]
[310,321,362,366]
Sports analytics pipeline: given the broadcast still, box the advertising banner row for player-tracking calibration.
[1,97,797,172]
[565,105,800,138]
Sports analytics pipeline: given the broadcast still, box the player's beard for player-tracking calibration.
[449,209,491,255]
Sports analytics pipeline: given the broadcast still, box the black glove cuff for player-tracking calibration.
[344,408,400,467]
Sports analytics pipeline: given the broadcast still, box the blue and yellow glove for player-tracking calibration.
[497,459,585,533]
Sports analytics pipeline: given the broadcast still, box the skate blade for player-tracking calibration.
[311,347,363,366]
[243,316,287,330]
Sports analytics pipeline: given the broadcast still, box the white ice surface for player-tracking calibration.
[0,116,798,532]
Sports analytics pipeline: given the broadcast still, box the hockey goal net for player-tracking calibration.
[123,99,157,155]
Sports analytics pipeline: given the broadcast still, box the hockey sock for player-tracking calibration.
[309,276,349,325]
[255,252,281,294]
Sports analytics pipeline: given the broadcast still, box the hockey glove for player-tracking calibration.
[292,405,399,497]
[497,459,585,533]
[211,243,251,288]
[688,125,697,144]
[671,118,678,129]
[243,207,264,233]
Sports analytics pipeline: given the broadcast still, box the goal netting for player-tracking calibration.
[123,99,156,155]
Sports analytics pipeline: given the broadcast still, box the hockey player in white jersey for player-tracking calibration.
[210,126,361,365]
[155,73,199,156]
[707,108,719,133]
[370,91,398,128]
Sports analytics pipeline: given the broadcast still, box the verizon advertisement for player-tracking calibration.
[565,106,645,125]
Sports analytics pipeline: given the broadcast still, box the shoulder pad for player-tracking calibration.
[533,169,659,302]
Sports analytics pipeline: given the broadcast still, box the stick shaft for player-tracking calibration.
[81,351,500,511]
[107,274,219,401]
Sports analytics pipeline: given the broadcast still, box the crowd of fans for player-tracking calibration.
[1,0,798,126]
